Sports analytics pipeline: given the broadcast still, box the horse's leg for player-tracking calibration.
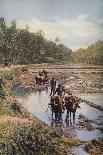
[40,78,42,84]
[54,106,58,121]
[35,77,37,84]
[50,88,53,96]
[53,87,55,95]
[65,109,69,122]
[57,111,59,121]
[59,106,62,121]
[58,111,62,121]
[70,116,72,126]
[55,112,58,121]
[42,79,45,84]
[52,106,53,118]
[73,112,75,120]
[37,78,39,84]
[58,113,60,121]
[70,111,71,118]
[73,117,75,125]
[60,113,62,121]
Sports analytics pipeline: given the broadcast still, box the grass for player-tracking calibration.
[60,137,85,147]
[2,65,102,154]
[84,138,103,155]
[0,67,69,155]
[0,122,67,155]
[0,64,3,68]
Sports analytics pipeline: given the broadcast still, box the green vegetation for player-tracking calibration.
[0,68,68,155]
[0,17,103,65]
[84,138,103,155]
[0,17,72,65]
[72,40,103,65]
[0,78,6,99]
[0,122,66,155]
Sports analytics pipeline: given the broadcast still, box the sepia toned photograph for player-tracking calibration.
[0,0,103,154]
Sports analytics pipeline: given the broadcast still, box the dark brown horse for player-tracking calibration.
[65,96,81,121]
[35,75,48,84]
[49,96,63,121]
[35,75,42,84]
[35,70,48,84]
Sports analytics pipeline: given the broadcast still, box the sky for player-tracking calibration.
[0,0,103,50]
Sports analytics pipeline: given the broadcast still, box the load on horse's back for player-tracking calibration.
[35,70,48,84]
[64,95,73,120]
[49,95,63,121]
[54,84,65,97]
[42,70,48,83]
[48,78,81,123]
[43,70,48,77]
[64,95,81,121]
[48,87,81,123]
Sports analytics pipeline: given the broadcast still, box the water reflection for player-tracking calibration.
[65,118,75,128]
[72,146,89,155]
[14,87,103,141]
[76,129,102,141]
[77,94,103,107]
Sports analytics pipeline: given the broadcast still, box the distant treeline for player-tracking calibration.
[72,40,103,65]
[0,17,103,65]
[0,17,72,64]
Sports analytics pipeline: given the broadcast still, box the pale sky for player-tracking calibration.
[0,0,103,50]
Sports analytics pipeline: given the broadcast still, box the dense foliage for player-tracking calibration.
[0,123,64,155]
[0,78,6,99]
[0,17,103,65]
[72,40,103,65]
[0,17,72,64]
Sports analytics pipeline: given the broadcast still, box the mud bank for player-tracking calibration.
[0,65,103,155]
[0,67,70,155]
[14,85,103,155]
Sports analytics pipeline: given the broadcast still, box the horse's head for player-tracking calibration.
[54,96,60,102]
[50,96,55,103]
[73,100,81,111]
[64,96,69,101]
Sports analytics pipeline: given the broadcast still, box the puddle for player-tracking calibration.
[13,87,103,141]
[76,102,103,121]
[15,87,50,125]
[77,94,103,107]
[76,129,102,141]
[71,146,89,155]
[91,122,101,128]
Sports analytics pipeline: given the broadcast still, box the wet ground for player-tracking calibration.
[13,86,103,154]
[76,94,103,107]
[15,88,103,137]
[70,146,89,155]
[12,68,103,155]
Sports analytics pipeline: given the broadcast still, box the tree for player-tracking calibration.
[0,17,7,62]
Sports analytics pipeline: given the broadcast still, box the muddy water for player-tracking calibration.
[77,94,103,107]
[14,87,103,142]
[13,87,103,155]
[15,87,50,124]
[71,146,89,155]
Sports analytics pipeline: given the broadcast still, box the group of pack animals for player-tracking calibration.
[35,71,81,122]
[48,77,81,122]
[35,70,48,84]
[49,84,81,122]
